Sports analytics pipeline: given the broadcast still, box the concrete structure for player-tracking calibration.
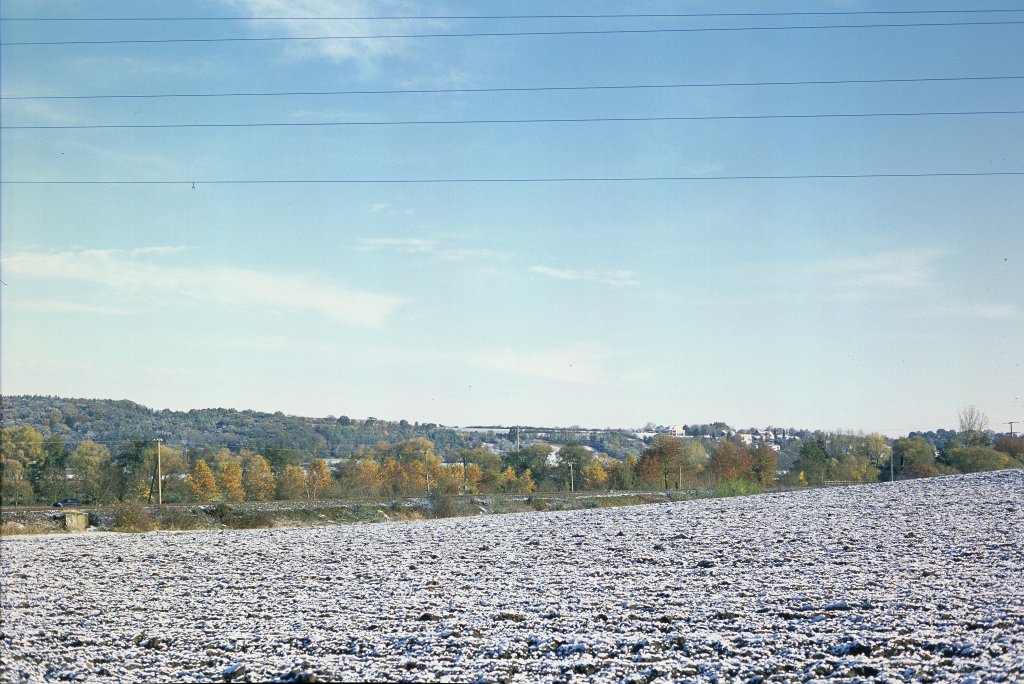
[63,512,89,532]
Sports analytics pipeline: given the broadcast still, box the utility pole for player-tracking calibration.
[156,439,163,505]
[569,462,574,493]
[462,453,468,495]
[1005,421,1018,438]
[424,453,431,496]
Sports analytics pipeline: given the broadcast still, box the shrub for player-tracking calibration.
[112,501,156,532]
[162,508,207,530]
[713,480,763,498]
[428,489,458,519]
[227,510,275,529]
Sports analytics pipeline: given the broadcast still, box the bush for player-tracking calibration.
[429,489,458,519]
[207,503,233,522]
[227,510,275,529]
[112,501,156,532]
[713,480,763,498]
[162,508,207,530]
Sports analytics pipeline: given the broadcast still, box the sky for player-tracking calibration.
[1,0,1022,436]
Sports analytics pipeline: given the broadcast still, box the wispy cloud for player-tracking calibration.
[224,0,447,68]
[5,300,131,316]
[466,344,616,385]
[530,266,638,287]
[815,250,943,291]
[908,303,1021,320]
[2,248,404,328]
[357,236,500,261]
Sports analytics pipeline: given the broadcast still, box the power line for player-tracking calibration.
[4,9,1024,21]
[4,20,1024,46]
[5,75,1022,101]
[4,172,1023,186]
[4,109,1022,130]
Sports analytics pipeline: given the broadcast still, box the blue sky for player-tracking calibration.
[2,0,1022,435]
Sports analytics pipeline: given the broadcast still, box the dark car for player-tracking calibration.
[52,498,82,508]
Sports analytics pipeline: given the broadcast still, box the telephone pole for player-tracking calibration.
[1004,421,1018,438]
[156,439,163,505]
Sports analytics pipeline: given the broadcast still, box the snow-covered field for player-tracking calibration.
[2,471,1022,683]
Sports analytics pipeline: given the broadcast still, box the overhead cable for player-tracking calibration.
[4,110,1023,130]
[4,9,1024,21]
[5,75,1022,101]
[4,21,1024,46]
[4,172,1022,186]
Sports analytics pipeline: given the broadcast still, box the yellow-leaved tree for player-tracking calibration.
[218,461,245,502]
[276,464,305,500]
[581,460,609,490]
[304,459,331,500]
[185,460,220,501]
[243,455,276,501]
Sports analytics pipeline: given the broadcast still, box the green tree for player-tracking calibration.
[185,459,220,501]
[607,455,640,490]
[555,444,594,490]
[795,435,829,484]
[263,446,301,475]
[0,458,34,506]
[66,440,109,503]
[750,445,778,487]
[833,454,881,482]
[891,437,938,479]
[947,446,1020,473]
[503,444,553,483]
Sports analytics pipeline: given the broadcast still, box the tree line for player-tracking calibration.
[2,416,1020,506]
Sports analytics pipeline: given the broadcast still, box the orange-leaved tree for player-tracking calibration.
[186,459,221,501]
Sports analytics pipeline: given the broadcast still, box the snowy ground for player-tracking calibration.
[2,471,1022,683]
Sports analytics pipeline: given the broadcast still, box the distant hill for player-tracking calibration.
[0,395,481,458]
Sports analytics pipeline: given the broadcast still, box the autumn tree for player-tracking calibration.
[304,459,331,500]
[581,459,609,490]
[243,454,276,501]
[341,459,383,497]
[185,459,220,501]
[707,441,754,484]
[995,436,1024,462]
[276,464,305,500]
[638,435,705,489]
[218,461,246,502]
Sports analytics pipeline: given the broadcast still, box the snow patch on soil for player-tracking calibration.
[2,471,1022,682]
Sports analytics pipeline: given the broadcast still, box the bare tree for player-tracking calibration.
[958,405,989,433]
